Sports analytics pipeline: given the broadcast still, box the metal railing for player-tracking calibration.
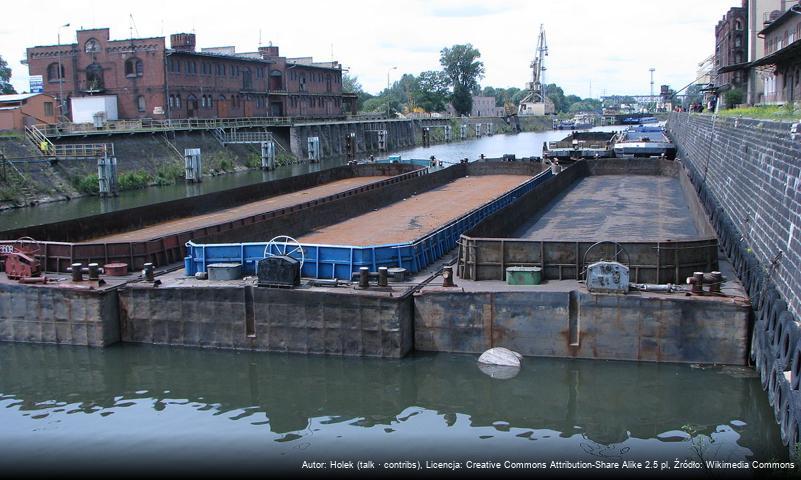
[54,143,115,158]
[219,130,274,144]
[32,113,455,139]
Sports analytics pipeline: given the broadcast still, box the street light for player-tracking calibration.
[57,23,70,121]
[386,66,397,118]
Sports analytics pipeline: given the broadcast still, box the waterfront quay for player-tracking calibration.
[0,113,799,469]
[0,153,746,363]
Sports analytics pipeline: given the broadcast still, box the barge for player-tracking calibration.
[613,125,676,159]
[542,131,616,162]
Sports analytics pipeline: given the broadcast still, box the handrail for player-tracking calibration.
[33,114,457,139]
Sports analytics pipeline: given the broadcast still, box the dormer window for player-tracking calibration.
[85,38,101,53]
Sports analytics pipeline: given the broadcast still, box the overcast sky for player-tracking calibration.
[1,0,734,97]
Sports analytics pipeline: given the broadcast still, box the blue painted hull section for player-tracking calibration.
[184,169,553,279]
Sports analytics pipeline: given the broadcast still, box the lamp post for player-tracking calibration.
[57,23,70,121]
[386,66,397,118]
[649,67,655,112]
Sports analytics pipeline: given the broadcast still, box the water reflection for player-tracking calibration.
[0,343,784,471]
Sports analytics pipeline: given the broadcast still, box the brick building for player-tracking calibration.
[25,28,349,122]
[0,93,58,131]
[750,1,801,103]
[714,4,749,103]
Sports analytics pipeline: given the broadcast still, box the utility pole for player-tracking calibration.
[649,67,655,111]
[386,66,397,118]
[57,23,70,121]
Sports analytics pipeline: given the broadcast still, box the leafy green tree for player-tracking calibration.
[568,99,602,113]
[544,84,566,113]
[0,55,16,94]
[723,89,744,109]
[342,74,372,111]
[414,71,451,112]
[440,44,485,116]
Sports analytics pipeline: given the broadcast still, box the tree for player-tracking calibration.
[0,55,16,94]
[414,71,451,112]
[342,74,372,112]
[440,44,485,116]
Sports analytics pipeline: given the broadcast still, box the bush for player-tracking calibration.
[154,162,184,186]
[245,152,262,169]
[723,89,744,109]
[75,174,100,195]
[218,157,234,172]
[118,170,152,191]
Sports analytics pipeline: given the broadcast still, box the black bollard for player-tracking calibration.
[378,267,388,287]
[143,263,155,282]
[358,267,370,289]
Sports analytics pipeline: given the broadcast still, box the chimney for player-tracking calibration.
[259,45,279,59]
[171,33,196,52]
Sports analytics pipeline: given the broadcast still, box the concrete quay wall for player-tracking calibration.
[119,285,413,358]
[0,282,119,347]
[414,289,750,365]
[667,112,801,449]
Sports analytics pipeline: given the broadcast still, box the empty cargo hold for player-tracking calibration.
[458,158,719,283]
[513,175,699,241]
[298,175,531,246]
[93,176,390,242]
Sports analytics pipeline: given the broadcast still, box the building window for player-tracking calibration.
[176,95,181,108]
[84,38,101,53]
[208,95,213,108]
[201,95,207,108]
[125,58,144,77]
[243,69,252,90]
[169,95,175,108]
[734,35,741,48]
[44,102,54,116]
[137,95,146,112]
[47,62,64,82]
[85,63,104,91]
[735,19,742,31]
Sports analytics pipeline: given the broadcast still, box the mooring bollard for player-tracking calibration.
[709,271,722,293]
[69,262,84,282]
[143,263,155,282]
[359,267,370,289]
[687,271,704,294]
[87,263,102,281]
[378,267,389,287]
[442,266,455,287]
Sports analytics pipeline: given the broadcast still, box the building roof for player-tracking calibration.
[0,93,49,104]
[759,5,801,35]
[750,37,801,67]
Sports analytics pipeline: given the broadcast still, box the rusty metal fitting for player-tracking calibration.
[143,263,155,282]
[69,262,84,282]
[378,267,388,287]
[358,267,370,289]
[442,266,456,288]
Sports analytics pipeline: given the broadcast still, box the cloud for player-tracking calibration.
[424,2,515,18]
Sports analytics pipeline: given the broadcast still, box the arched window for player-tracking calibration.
[137,95,146,112]
[85,63,104,91]
[47,63,64,82]
[125,58,143,77]
[84,38,101,53]
[201,95,207,108]
[735,19,742,31]
[169,95,175,108]
[176,95,181,108]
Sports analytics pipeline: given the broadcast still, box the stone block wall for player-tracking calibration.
[667,113,800,318]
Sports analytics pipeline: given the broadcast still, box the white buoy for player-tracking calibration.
[478,347,523,367]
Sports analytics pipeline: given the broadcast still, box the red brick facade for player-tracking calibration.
[714,5,748,90]
[26,28,346,122]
